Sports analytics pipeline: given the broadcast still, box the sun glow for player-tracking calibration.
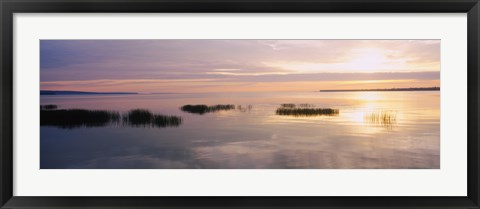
[264,47,417,74]
[41,40,440,93]
[355,92,381,102]
[345,48,394,72]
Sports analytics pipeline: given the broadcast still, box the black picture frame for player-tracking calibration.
[1,0,479,208]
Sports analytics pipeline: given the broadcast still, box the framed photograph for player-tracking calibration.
[1,0,479,208]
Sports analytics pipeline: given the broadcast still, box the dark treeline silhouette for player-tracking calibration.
[41,90,137,95]
[181,104,235,114]
[41,108,182,129]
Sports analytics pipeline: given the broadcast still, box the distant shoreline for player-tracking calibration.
[41,90,138,95]
[319,87,440,92]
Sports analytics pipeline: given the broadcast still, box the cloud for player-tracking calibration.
[41,71,439,85]
[40,40,440,92]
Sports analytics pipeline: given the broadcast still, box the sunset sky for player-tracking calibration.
[40,40,440,93]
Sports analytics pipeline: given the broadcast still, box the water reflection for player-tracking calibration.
[40,91,440,169]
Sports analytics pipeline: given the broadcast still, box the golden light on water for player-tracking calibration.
[345,92,399,134]
[355,92,381,102]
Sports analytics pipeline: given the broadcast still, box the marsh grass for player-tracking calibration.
[40,104,58,110]
[299,103,315,108]
[210,104,235,111]
[181,104,235,114]
[364,111,397,127]
[123,109,154,126]
[280,103,296,108]
[123,109,182,127]
[181,105,209,114]
[41,109,120,129]
[41,107,182,129]
[280,103,315,108]
[152,115,182,127]
[276,107,339,116]
[237,105,253,112]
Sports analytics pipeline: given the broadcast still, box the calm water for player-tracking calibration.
[40,91,440,169]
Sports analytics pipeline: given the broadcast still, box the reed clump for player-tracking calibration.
[280,103,296,108]
[237,105,253,112]
[364,111,397,125]
[124,109,154,126]
[299,103,315,108]
[123,109,182,127]
[276,107,339,116]
[41,109,120,129]
[181,105,209,114]
[181,104,235,114]
[152,115,182,127]
[40,104,58,110]
[209,104,235,111]
[41,106,182,129]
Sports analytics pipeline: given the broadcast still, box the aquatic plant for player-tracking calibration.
[123,109,182,127]
[181,104,235,114]
[299,103,315,108]
[280,103,296,108]
[237,105,253,112]
[40,104,58,110]
[180,105,209,114]
[209,104,235,111]
[41,107,182,129]
[364,111,397,126]
[280,103,315,108]
[275,107,339,116]
[152,115,183,127]
[40,109,120,129]
[124,109,154,126]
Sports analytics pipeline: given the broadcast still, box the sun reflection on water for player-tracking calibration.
[41,91,440,169]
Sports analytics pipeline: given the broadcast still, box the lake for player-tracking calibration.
[40,91,440,169]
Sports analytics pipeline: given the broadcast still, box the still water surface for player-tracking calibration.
[40,91,440,169]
